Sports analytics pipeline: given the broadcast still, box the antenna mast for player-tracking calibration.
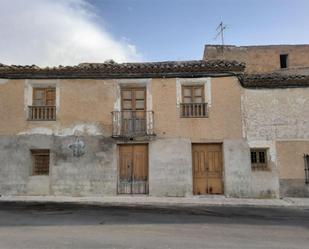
[214,22,227,56]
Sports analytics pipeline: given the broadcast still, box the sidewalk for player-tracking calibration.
[1,195,309,208]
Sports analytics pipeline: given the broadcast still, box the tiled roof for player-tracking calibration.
[240,73,309,88]
[0,60,245,79]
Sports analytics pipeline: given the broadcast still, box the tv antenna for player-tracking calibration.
[214,22,227,56]
[215,22,227,46]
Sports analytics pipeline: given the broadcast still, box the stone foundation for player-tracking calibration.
[280,179,309,197]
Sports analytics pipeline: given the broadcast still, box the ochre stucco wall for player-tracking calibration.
[0,79,26,134]
[0,77,242,140]
[58,79,114,127]
[276,141,309,179]
[0,79,115,135]
[152,76,242,140]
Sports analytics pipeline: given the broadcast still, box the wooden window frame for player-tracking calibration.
[29,87,56,121]
[181,85,204,104]
[250,148,268,171]
[31,149,50,176]
[121,87,146,112]
[32,87,56,106]
[180,85,207,118]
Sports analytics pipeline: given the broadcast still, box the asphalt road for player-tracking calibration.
[0,202,308,249]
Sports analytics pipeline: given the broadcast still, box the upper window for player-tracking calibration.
[33,87,56,106]
[280,54,288,69]
[251,148,268,170]
[31,149,50,175]
[121,88,146,111]
[182,85,204,104]
[29,87,56,121]
[180,85,207,118]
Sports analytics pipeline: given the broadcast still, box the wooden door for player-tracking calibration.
[192,144,223,195]
[121,88,146,134]
[118,144,148,194]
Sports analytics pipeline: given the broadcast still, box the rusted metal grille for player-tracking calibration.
[304,154,309,184]
[112,111,154,137]
[180,103,208,118]
[251,149,268,170]
[28,106,56,121]
[31,150,50,175]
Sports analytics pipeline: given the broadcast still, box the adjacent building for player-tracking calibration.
[0,44,308,198]
[205,44,309,197]
[203,44,309,74]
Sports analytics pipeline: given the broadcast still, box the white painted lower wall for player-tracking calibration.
[0,135,282,198]
[149,138,193,197]
[223,139,252,197]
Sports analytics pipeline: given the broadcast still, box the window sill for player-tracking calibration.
[27,119,56,122]
[180,115,209,118]
[29,175,49,178]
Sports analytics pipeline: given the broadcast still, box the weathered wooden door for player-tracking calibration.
[192,144,223,195]
[121,88,146,135]
[118,144,148,194]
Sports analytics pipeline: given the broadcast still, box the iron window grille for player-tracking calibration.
[31,149,50,175]
[251,148,268,170]
[304,154,309,184]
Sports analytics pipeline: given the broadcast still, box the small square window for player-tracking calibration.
[280,54,288,69]
[250,149,268,170]
[31,150,50,175]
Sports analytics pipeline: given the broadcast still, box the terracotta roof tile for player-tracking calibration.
[241,73,309,88]
[0,60,244,79]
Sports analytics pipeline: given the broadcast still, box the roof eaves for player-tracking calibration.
[241,73,309,88]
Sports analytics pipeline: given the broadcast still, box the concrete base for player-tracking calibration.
[0,135,292,199]
[251,171,279,198]
[1,195,309,208]
[223,139,251,197]
[280,179,309,197]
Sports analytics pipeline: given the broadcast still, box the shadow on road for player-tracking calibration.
[0,202,308,229]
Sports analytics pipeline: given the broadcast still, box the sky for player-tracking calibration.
[0,0,309,66]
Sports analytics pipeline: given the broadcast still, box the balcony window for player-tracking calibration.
[112,87,154,137]
[180,85,208,117]
[28,87,56,121]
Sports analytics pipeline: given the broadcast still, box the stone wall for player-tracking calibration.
[242,87,309,197]
[204,44,309,73]
[242,88,309,141]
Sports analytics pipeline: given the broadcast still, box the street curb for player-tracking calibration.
[0,199,308,211]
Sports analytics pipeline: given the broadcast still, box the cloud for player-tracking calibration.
[0,0,142,66]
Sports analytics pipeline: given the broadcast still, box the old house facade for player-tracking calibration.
[0,44,308,198]
[205,44,309,197]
